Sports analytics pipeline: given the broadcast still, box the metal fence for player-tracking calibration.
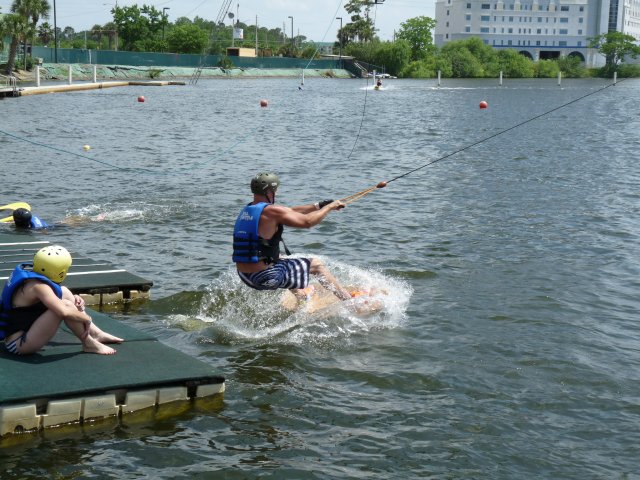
[31,47,340,70]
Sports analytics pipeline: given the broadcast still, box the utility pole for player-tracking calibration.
[53,0,58,62]
[288,16,294,52]
[162,7,170,41]
[336,17,342,61]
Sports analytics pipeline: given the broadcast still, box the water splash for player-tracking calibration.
[165,256,412,346]
[63,201,191,224]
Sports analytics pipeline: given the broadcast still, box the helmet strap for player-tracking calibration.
[266,190,276,204]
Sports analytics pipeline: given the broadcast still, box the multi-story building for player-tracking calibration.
[434,0,640,67]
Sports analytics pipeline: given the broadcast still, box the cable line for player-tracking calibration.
[339,77,627,204]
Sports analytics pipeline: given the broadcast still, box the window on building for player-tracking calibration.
[481,15,491,21]
[467,2,471,7]
[579,6,584,11]
[481,27,490,32]
[579,17,583,23]
[578,29,582,34]
[508,27,513,33]
[537,28,542,33]
[466,14,472,20]
[508,39,513,45]
[560,17,568,23]
[560,5,569,10]
[577,41,582,46]
[482,3,490,8]
[559,28,567,34]
[538,17,542,22]
[447,9,450,15]
[446,21,449,26]
[536,40,541,45]
[465,26,471,32]
[446,33,449,38]
[509,16,514,20]
[559,40,567,45]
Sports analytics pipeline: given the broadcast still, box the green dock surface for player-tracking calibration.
[0,234,153,299]
[0,233,225,438]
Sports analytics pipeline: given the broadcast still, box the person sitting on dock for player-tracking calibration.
[0,245,123,355]
[233,172,351,302]
[12,207,49,229]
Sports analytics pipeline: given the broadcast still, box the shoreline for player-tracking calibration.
[11,64,353,84]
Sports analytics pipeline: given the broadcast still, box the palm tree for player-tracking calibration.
[37,21,52,46]
[10,0,50,69]
[2,13,30,74]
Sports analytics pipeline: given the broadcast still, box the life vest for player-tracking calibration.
[232,202,283,264]
[0,264,63,339]
[30,215,48,229]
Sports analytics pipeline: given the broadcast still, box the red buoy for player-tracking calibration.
[479,100,488,109]
[260,99,268,107]
[138,96,145,103]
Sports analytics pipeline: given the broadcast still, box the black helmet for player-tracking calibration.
[13,208,32,228]
[251,172,280,195]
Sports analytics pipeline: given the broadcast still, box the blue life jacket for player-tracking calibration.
[232,202,283,264]
[30,215,49,229]
[0,264,63,340]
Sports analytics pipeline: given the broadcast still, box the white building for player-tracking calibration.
[434,0,640,67]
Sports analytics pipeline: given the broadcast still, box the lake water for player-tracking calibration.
[1,76,639,478]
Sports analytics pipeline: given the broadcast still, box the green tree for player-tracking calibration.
[112,3,165,51]
[344,0,376,42]
[496,49,534,77]
[534,59,560,78]
[396,16,436,61]
[557,55,586,77]
[4,0,50,72]
[37,20,52,45]
[372,40,411,76]
[1,12,29,73]
[589,31,640,72]
[440,40,487,77]
[166,23,208,54]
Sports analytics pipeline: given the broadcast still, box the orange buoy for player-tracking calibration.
[377,181,387,188]
[479,100,488,109]
[138,96,145,103]
[260,99,268,107]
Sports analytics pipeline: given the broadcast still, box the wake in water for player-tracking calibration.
[165,256,412,346]
[62,201,193,224]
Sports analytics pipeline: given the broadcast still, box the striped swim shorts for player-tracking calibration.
[237,258,311,291]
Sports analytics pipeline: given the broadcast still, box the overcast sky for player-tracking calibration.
[0,0,434,42]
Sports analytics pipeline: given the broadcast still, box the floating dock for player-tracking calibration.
[0,235,152,306]
[0,234,225,439]
[0,80,185,98]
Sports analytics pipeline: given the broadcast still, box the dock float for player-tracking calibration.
[0,234,225,438]
[0,234,153,306]
[0,80,185,98]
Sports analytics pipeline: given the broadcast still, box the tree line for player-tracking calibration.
[2,0,639,77]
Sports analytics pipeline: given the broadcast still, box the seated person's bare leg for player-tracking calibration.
[6,310,62,355]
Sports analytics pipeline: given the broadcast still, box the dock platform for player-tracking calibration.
[0,234,153,306]
[0,234,225,439]
[0,80,185,98]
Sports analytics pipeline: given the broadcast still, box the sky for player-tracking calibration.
[0,0,435,42]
